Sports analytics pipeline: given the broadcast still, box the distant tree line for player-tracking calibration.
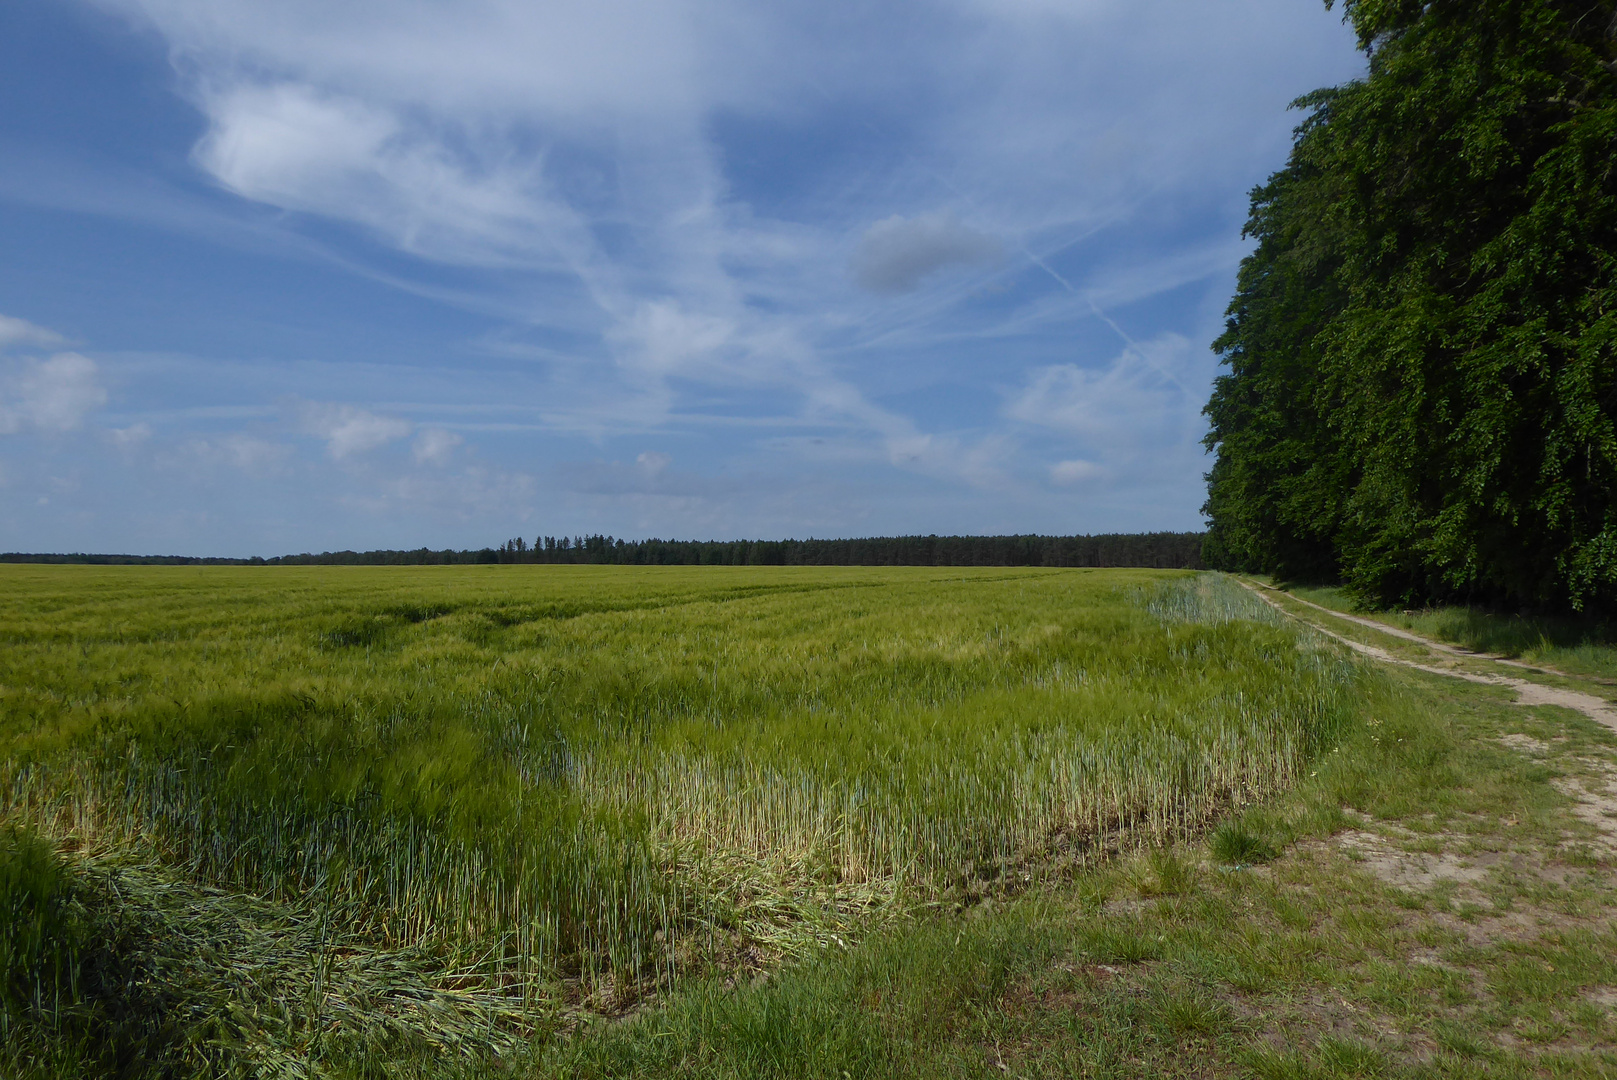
[484,532,1204,568]
[1202,0,1617,612]
[0,553,250,566]
[1,532,1205,570]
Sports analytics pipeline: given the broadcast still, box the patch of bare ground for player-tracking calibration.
[1328,829,1490,891]
[1499,732,1558,755]
[1227,844,1615,1067]
[1224,636,1617,1068]
[1286,757,1617,1063]
[1553,771,1617,855]
[1233,989,1432,1062]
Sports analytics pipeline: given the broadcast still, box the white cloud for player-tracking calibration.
[107,422,153,450]
[881,430,1015,489]
[412,427,463,465]
[853,213,1002,294]
[0,314,67,352]
[299,402,412,458]
[182,433,292,473]
[195,84,400,212]
[0,352,108,434]
[636,450,671,476]
[0,315,106,436]
[1050,458,1104,485]
[219,434,291,471]
[88,1,1335,422]
[1005,333,1197,446]
[612,301,738,377]
[111,0,719,122]
[191,81,597,269]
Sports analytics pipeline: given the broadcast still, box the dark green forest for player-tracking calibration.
[1203,0,1617,611]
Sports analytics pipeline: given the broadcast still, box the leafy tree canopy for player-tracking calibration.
[1205,0,1617,611]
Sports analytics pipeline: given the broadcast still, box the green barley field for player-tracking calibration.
[0,565,1361,1076]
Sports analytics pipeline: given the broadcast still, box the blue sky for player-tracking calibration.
[0,0,1364,556]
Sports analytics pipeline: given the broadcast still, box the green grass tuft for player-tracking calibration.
[1210,817,1279,866]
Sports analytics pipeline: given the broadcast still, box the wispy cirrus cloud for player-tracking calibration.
[0,1,1364,552]
[297,402,413,459]
[0,315,68,352]
[412,428,463,466]
[180,433,293,474]
[1050,458,1104,486]
[0,353,106,434]
[1005,333,1199,446]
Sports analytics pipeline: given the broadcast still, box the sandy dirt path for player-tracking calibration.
[1254,583,1583,676]
[1237,579,1617,734]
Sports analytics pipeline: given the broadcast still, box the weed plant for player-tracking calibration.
[0,565,1358,1072]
